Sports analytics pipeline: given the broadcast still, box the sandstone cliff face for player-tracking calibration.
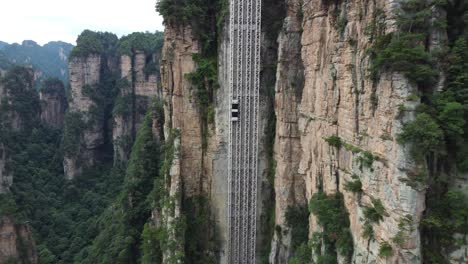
[134,51,160,98]
[40,80,67,128]
[271,0,427,262]
[68,55,101,112]
[269,1,306,262]
[160,23,230,261]
[160,25,208,197]
[0,217,38,264]
[113,52,159,162]
[64,55,102,179]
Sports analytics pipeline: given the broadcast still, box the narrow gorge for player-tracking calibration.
[0,0,466,263]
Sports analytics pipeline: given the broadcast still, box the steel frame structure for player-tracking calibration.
[227,0,261,262]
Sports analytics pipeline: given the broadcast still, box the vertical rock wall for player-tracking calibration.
[40,80,67,128]
[64,55,103,179]
[160,25,205,197]
[270,0,427,262]
[113,52,160,162]
[0,217,38,264]
[113,55,134,162]
[68,55,101,112]
[269,0,306,262]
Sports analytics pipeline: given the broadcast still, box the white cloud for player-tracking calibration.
[0,0,164,45]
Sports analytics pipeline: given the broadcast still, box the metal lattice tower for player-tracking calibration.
[227,0,261,262]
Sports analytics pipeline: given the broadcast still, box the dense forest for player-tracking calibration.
[0,30,165,264]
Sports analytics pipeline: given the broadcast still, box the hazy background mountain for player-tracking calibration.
[0,41,8,49]
[0,40,73,84]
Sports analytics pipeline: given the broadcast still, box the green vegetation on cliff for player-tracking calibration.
[118,32,164,78]
[309,192,354,261]
[0,66,123,264]
[0,40,73,84]
[369,0,468,261]
[0,28,168,264]
[285,204,310,262]
[69,30,118,59]
[118,32,164,57]
[286,191,353,264]
[77,106,163,264]
[157,0,225,148]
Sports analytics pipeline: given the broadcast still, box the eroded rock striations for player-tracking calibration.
[269,0,467,263]
[0,217,38,264]
[64,31,163,178]
[269,0,306,262]
[64,54,104,179]
[274,0,424,262]
[113,51,160,162]
[158,0,467,263]
[39,78,67,128]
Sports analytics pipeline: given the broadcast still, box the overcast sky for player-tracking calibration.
[0,0,164,45]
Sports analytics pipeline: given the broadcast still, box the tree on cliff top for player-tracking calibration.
[69,30,118,59]
[117,32,164,56]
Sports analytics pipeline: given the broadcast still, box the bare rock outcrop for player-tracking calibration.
[40,79,67,128]
[68,55,101,112]
[269,0,307,262]
[64,55,102,179]
[160,25,205,197]
[113,52,159,162]
[269,0,426,262]
[0,217,38,264]
[160,22,229,261]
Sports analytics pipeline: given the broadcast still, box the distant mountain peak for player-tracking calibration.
[0,41,8,49]
[0,40,74,84]
[22,40,39,47]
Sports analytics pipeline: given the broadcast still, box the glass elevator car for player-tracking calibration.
[231,99,239,121]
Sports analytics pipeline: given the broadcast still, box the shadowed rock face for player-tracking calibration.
[0,144,11,194]
[40,79,67,128]
[0,217,38,264]
[0,73,10,194]
[113,52,159,163]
